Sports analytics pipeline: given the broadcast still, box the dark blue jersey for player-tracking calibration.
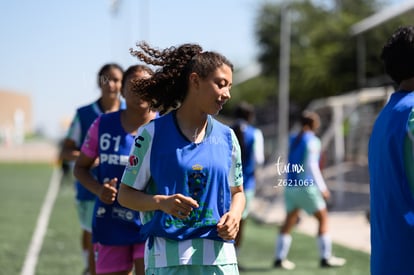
[92,110,145,245]
[231,120,264,192]
[241,123,258,191]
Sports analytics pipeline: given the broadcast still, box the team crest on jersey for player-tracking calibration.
[187,164,208,201]
[129,155,139,166]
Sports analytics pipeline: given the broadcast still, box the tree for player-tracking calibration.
[252,0,409,110]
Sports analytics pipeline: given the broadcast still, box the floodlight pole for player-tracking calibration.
[350,0,414,87]
[356,35,366,88]
[139,0,149,41]
[277,3,290,162]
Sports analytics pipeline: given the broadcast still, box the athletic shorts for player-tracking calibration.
[94,242,145,274]
[146,264,239,275]
[284,186,326,215]
[75,200,95,232]
[242,189,255,219]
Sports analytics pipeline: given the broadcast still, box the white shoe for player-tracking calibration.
[320,256,346,267]
[274,259,296,270]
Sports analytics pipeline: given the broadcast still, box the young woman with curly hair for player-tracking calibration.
[118,42,245,275]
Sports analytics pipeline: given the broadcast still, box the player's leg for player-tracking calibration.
[77,200,94,275]
[234,189,254,251]
[273,207,299,270]
[77,200,96,275]
[84,200,96,275]
[133,242,145,275]
[313,206,346,267]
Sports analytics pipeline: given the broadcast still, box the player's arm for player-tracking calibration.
[119,185,198,219]
[307,137,330,200]
[118,122,198,218]
[254,128,265,166]
[217,130,245,241]
[73,117,116,204]
[60,138,80,161]
[60,114,81,161]
[404,109,414,197]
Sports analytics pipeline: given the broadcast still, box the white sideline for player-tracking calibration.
[20,167,62,275]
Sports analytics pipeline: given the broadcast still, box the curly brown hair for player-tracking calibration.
[129,42,233,114]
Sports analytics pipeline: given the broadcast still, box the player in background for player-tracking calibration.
[273,111,346,270]
[60,63,124,275]
[231,102,264,260]
[74,64,155,275]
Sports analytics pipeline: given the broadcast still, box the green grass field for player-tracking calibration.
[0,163,369,275]
[238,220,369,275]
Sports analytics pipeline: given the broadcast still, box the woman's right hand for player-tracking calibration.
[322,189,331,201]
[99,178,118,204]
[160,194,199,219]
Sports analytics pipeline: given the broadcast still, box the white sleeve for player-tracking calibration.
[121,122,154,190]
[229,129,243,187]
[254,129,265,166]
[66,113,82,148]
[306,137,327,192]
[404,109,414,197]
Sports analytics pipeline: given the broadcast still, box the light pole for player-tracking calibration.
[139,0,149,41]
[277,3,290,162]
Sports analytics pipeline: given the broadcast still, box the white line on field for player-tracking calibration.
[20,167,62,275]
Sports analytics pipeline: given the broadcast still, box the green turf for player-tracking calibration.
[238,219,370,275]
[0,163,54,274]
[36,173,84,275]
[0,163,370,275]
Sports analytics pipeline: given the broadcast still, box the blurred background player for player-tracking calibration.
[231,102,264,259]
[273,110,346,270]
[74,65,155,275]
[60,63,124,275]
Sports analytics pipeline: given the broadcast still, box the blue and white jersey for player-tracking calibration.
[68,101,103,201]
[286,132,326,191]
[67,100,126,201]
[122,111,243,267]
[234,121,264,191]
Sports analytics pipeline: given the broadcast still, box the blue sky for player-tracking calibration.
[0,0,404,139]
[0,0,261,139]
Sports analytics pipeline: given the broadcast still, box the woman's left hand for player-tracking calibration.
[216,211,241,241]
